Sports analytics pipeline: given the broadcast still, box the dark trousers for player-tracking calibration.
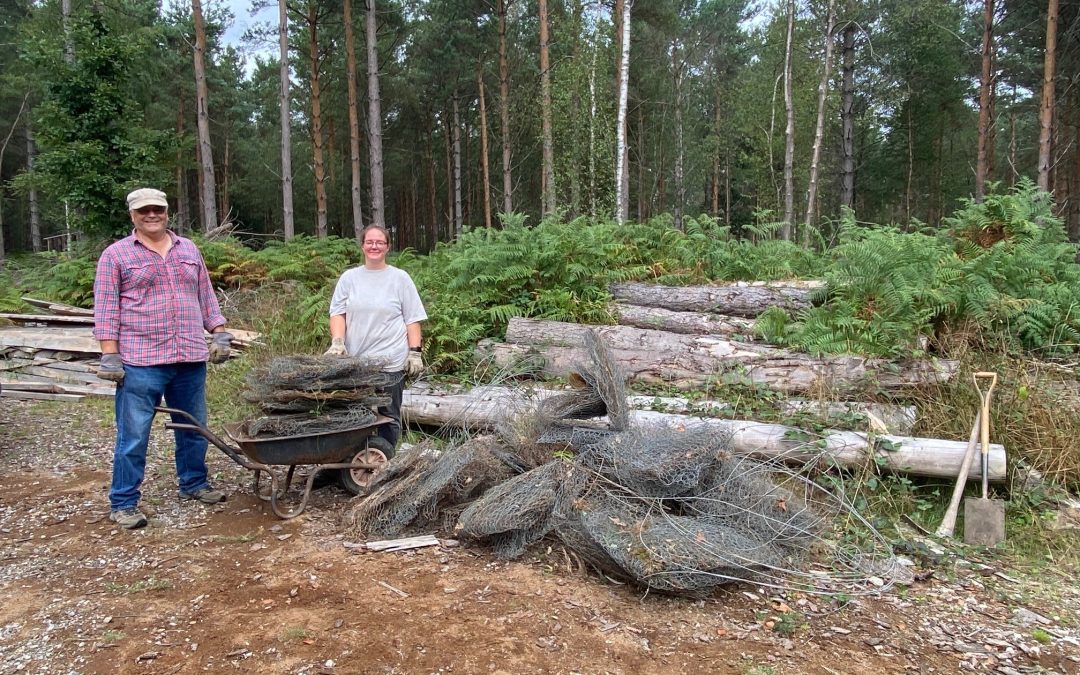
[378,371,406,448]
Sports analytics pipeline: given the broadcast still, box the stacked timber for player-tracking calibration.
[0,297,261,402]
[479,316,957,394]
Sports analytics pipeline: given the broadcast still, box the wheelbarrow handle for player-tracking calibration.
[154,406,259,471]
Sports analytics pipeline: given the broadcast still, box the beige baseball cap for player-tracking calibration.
[126,188,168,211]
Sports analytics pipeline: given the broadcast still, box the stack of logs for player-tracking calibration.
[411,281,1007,482]
[0,297,260,402]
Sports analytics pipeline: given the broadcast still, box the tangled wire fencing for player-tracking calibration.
[345,331,902,597]
[243,355,394,437]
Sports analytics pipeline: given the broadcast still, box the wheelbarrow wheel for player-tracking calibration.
[339,436,395,496]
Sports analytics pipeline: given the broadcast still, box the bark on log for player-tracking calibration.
[495,318,957,395]
[401,385,1004,480]
[613,303,756,337]
[609,280,824,317]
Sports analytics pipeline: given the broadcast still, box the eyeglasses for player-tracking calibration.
[363,240,388,248]
[135,206,167,215]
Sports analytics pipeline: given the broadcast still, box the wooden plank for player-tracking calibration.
[19,365,106,384]
[0,313,95,326]
[365,535,441,552]
[0,390,84,402]
[21,297,94,316]
[0,328,100,353]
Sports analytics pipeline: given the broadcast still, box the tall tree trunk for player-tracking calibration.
[192,0,218,232]
[452,93,463,237]
[905,105,914,224]
[220,136,230,222]
[1037,0,1058,193]
[307,3,328,237]
[444,114,453,239]
[781,0,796,239]
[637,104,645,220]
[804,0,836,236]
[672,38,685,231]
[975,0,994,202]
[366,0,386,229]
[614,0,632,224]
[588,29,598,218]
[426,117,437,246]
[279,0,295,239]
[839,19,855,211]
[724,154,732,228]
[497,0,513,215]
[1009,83,1018,187]
[61,0,74,64]
[477,60,492,228]
[26,120,41,253]
[712,88,722,218]
[175,93,190,234]
[0,94,28,265]
[343,0,365,242]
[539,0,556,217]
[928,119,944,225]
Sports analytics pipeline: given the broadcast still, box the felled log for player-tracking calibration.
[609,280,824,317]
[493,318,957,394]
[613,304,756,337]
[401,385,1004,480]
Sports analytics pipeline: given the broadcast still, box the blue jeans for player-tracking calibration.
[377,371,406,449]
[110,362,211,511]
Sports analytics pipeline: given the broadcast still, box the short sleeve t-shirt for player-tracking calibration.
[328,265,427,372]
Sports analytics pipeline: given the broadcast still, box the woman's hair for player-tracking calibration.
[361,225,390,245]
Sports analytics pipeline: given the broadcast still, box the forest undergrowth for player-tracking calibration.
[3,180,1079,561]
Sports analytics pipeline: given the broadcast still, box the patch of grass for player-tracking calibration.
[771,611,803,636]
[100,629,123,644]
[103,577,173,594]
[279,625,308,642]
[1031,628,1052,644]
[740,665,776,675]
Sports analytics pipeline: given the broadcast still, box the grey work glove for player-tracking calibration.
[97,353,125,383]
[208,331,234,364]
[405,349,424,377]
[324,337,347,357]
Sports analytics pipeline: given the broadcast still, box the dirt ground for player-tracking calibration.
[1,398,1078,675]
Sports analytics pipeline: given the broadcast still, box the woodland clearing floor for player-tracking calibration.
[0,398,1078,675]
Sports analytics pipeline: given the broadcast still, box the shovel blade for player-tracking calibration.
[964,498,1006,546]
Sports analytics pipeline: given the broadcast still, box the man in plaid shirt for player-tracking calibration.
[93,188,235,530]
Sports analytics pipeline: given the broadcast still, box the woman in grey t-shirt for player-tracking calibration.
[326,225,427,448]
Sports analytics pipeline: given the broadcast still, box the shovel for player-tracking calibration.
[964,371,1006,546]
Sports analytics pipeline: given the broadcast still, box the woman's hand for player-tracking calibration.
[406,349,424,376]
[324,337,347,356]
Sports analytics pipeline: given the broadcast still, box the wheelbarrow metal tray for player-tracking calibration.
[223,415,393,465]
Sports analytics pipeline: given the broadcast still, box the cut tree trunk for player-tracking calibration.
[609,280,823,317]
[613,304,755,337]
[401,385,1003,480]
[486,318,956,395]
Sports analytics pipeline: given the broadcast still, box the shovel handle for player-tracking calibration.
[973,372,997,498]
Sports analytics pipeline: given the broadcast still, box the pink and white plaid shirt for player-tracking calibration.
[93,230,226,366]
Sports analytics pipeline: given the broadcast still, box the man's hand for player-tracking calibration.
[406,349,424,377]
[208,331,234,364]
[324,337,347,356]
[97,353,125,382]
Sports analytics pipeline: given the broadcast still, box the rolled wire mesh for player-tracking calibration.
[344,328,900,597]
[455,459,587,559]
[244,355,396,418]
[345,436,514,537]
[245,406,378,438]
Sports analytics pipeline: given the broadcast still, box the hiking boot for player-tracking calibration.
[109,508,148,530]
[179,487,227,505]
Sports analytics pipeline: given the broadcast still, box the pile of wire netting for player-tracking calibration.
[345,331,903,597]
[242,355,394,438]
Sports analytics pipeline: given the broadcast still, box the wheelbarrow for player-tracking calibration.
[155,406,395,519]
